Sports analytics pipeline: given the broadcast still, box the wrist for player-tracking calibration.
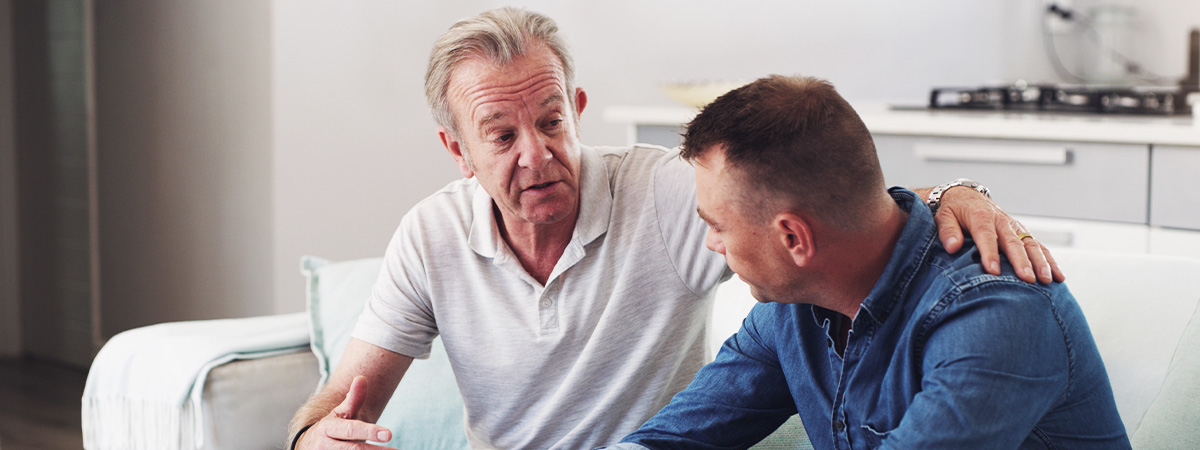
[290,423,315,450]
[926,178,990,215]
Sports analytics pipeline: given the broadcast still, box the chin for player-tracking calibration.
[523,201,576,224]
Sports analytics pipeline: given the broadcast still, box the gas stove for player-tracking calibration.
[929,84,1192,116]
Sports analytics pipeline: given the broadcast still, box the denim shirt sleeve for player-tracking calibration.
[878,280,1071,449]
[618,305,797,449]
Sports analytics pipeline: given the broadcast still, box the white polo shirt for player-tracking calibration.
[353,145,732,449]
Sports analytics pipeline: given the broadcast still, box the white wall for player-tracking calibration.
[94,1,275,337]
[271,2,476,312]
[268,0,1200,313]
[268,0,1015,311]
[0,0,20,357]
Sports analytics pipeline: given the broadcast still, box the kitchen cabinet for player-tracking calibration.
[1150,145,1200,230]
[604,105,1200,229]
[872,135,1149,224]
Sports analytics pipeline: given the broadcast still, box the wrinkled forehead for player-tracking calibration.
[446,49,569,128]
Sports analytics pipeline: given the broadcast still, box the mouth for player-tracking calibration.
[523,181,557,192]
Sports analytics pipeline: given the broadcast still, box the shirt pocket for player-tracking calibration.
[861,424,892,448]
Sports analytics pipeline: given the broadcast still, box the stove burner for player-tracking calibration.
[930,85,1189,115]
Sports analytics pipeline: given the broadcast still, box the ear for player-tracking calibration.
[574,87,588,117]
[774,212,815,268]
[438,126,474,178]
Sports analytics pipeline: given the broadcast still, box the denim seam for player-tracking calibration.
[965,278,1073,400]
[1044,288,1077,402]
[1030,425,1059,450]
[914,285,961,364]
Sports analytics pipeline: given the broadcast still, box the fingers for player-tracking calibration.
[1021,237,1054,284]
[308,375,393,447]
[964,206,1003,275]
[997,216,1036,283]
[333,376,368,421]
[297,416,394,450]
[931,186,1065,284]
[320,416,393,445]
[1041,240,1066,282]
[934,206,966,254]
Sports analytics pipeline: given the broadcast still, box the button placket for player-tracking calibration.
[537,280,560,333]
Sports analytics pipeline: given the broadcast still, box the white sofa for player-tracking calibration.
[83,248,1200,449]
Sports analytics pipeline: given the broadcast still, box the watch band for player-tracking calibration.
[290,423,315,450]
[927,178,990,216]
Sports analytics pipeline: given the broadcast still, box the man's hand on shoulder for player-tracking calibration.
[927,184,1065,285]
[294,376,394,450]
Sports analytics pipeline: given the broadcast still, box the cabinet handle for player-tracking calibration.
[914,144,1072,165]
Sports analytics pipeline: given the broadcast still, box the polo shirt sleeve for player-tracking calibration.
[878,282,1073,449]
[351,211,439,359]
[652,150,733,296]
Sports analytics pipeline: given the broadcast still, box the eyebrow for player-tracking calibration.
[476,92,566,131]
[542,93,565,108]
[479,111,506,128]
[696,207,717,227]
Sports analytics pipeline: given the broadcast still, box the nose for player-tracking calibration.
[705,228,725,255]
[516,132,552,172]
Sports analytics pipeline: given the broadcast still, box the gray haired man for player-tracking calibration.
[287,7,1061,449]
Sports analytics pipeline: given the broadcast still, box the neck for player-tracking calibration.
[495,204,578,285]
[813,194,909,320]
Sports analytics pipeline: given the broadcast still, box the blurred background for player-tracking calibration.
[1,0,1197,370]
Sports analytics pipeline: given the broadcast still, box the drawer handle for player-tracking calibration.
[913,144,1072,165]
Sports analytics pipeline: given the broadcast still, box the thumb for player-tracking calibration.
[332,375,369,420]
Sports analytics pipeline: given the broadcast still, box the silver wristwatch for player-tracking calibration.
[927,178,990,215]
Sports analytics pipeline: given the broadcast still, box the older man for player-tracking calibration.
[288,8,1061,450]
[608,75,1127,449]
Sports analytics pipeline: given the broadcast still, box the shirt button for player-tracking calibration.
[833,420,845,432]
[541,300,552,307]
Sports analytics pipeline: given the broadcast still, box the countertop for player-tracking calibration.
[603,104,1200,147]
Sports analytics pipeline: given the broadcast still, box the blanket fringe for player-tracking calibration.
[82,396,196,450]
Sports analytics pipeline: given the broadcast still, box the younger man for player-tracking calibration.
[610,75,1129,449]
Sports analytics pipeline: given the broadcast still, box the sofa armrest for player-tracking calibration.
[194,349,320,450]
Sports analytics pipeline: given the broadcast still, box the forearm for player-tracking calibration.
[287,339,414,445]
[910,186,933,201]
[623,329,794,449]
[288,387,344,438]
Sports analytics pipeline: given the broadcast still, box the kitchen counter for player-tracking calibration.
[604,102,1200,239]
[603,104,1200,147]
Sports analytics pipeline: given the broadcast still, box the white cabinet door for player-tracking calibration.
[1150,145,1200,231]
[873,135,1150,224]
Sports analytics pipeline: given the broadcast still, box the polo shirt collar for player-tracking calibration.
[467,145,613,259]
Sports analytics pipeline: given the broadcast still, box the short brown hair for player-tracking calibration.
[681,75,884,229]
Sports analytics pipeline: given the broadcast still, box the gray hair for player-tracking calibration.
[424,7,577,137]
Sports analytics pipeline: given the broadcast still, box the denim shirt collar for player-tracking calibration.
[816,187,939,327]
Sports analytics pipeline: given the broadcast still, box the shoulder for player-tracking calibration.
[924,244,1067,308]
[915,244,1076,367]
[588,144,687,179]
[389,177,480,243]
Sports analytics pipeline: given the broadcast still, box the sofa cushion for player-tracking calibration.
[1048,249,1200,438]
[301,256,468,449]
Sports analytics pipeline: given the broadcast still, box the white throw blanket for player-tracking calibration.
[82,313,310,450]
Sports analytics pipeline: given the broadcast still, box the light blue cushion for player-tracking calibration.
[301,256,468,449]
[751,416,813,449]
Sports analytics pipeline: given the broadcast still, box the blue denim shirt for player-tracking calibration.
[617,188,1129,450]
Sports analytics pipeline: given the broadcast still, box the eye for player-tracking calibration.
[544,119,563,130]
[495,133,514,144]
